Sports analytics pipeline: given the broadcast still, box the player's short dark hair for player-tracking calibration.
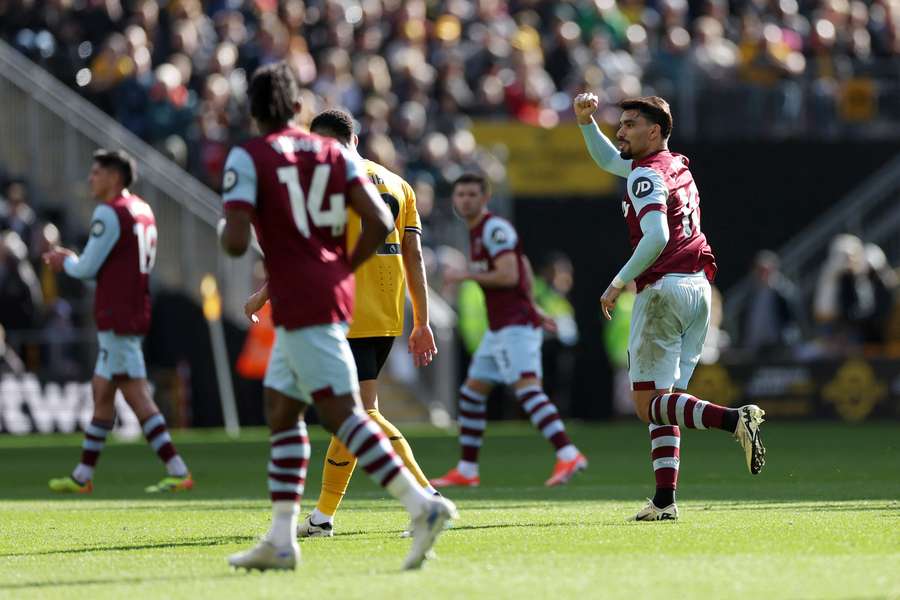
[620,96,673,139]
[452,173,490,195]
[310,109,355,145]
[92,149,137,187]
[249,61,300,128]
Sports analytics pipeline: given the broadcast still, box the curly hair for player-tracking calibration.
[248,61,300,128]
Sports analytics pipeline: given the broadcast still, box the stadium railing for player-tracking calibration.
[0,39,255,323]
[0,40,461,428]
[723,149,900,331]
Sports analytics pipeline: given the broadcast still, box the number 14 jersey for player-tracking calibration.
[624,150,717,292]
[222,127,369,330]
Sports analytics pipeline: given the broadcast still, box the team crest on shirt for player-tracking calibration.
[491,227,507,245]
[90,219,105,237]
[222,168,237,192]
[632,177,654,198]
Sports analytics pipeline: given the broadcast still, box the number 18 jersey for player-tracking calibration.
[222,127,369,330]
[624,151,717,291]
[95,192,156,335]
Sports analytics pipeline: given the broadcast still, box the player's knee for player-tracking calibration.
[312,393,357,433]
[463,378,492,396]
[631,397,652,423]
[513,375,541,391]
[264,388,305,431]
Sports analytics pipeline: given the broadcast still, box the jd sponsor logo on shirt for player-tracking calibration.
[632,177,654,198]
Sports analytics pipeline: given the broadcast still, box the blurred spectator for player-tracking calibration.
[4,0,898,196]
[738,250,803,356]
[814,234,863,343]
[533,252,579,412]
[603,281,636,417]
[0,230,43,340]
[859,243,898,343]
[702,284,730,364]
[0,324,26,376]
[0,180,38,256]
[813,234,895,349]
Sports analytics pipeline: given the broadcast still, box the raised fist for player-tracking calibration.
[573,92,599,124]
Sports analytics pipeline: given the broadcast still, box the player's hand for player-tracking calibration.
[600,283,622,320]
[536,307,559,334]
[244,290,267,324]
[408,324,437,367]
[442,267,469,285]
[573,92,600,125]
[42,247,73,272]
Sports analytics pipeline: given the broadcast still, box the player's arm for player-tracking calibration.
[402,230,438,366]
[244,281,269,323]
[400,182,437,366]
[43,205,120,279]
[468,253,519,288]
[573,92,632,179]
[601,168,669,319]
[402,230,429,324]
[347,186,392,272]
[522,255,558,333]
[457,218,520,288]
[613,168,670,287]
[219,147,257,257]
[341,147,392,270]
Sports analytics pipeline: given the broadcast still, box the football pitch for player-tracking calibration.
[1,422,898,600]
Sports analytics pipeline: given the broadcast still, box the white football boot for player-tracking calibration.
[297,514,334,538]
[631,499,679,521]
[734,405,766,475]
[228,539,299,571]
[402,496,458,570]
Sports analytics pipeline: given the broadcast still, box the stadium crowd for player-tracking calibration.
[1,0,900,390]
[3,0,900,192]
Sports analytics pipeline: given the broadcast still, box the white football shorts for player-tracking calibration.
[628,272,711,391]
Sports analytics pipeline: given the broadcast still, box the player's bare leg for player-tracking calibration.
[314,390,456,570]
[304,380,439,538]
[229,388,308,571]
[512,376,587,486]
[118,377,192,493]
[49,375,116,493]
[430,378,493,488]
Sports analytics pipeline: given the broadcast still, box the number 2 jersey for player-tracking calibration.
[221,127,368,330]
[624,150,717,291]
[345,159,421,339]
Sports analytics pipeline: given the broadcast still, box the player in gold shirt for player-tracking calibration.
[244,109,440,537]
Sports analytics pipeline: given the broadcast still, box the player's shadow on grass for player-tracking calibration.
[0,535,256,558]
[695,501,899,513]
[0,573,246,592]
[321,520,586,541]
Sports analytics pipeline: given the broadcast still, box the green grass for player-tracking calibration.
[1,423,898,599]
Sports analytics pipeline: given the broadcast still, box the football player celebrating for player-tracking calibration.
[574,92,766,521]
